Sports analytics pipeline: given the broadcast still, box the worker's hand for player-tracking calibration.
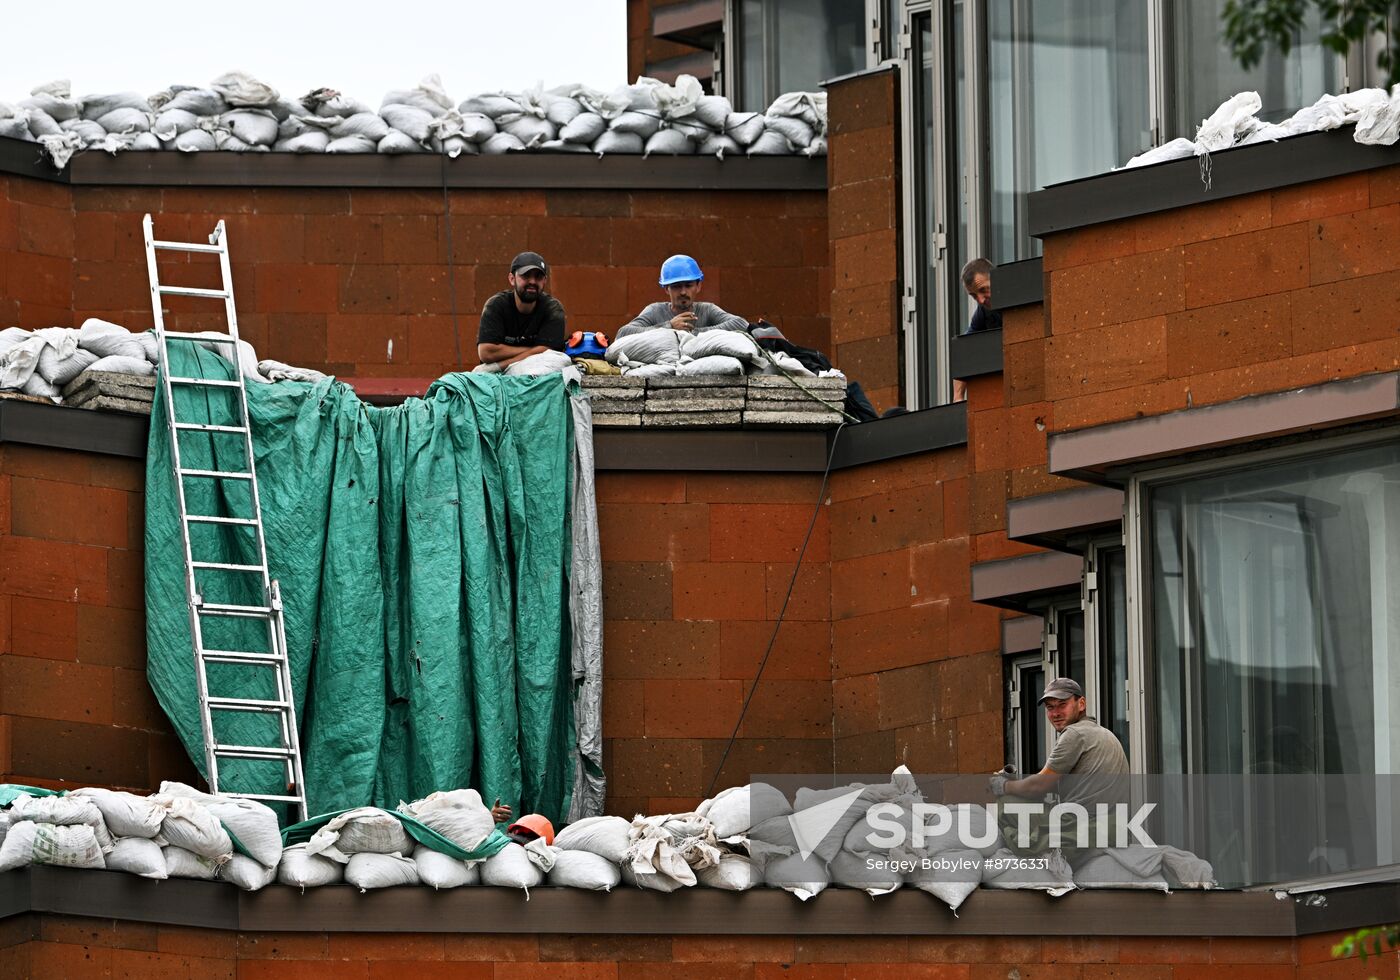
[670,311,697,331]
[988,766,1016,798]
[491,798,512,823]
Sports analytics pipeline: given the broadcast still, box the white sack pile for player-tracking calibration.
[2,73,828,170]
[1124,87,1400,170]
[603,328,845,382]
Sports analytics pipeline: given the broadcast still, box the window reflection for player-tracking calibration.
[738,0,865,111]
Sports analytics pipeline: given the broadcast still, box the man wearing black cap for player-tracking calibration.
[992,677,1128,805]
[476,252,568,367]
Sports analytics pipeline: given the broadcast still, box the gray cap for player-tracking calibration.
[1039,677,1083,703]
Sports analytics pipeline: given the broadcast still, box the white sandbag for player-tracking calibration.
[787,792,877,865]
[306,806,412,862]
[458,112,497,142]
[435,135,477,157]
[105,837,167,879]
[804,136,827,158]
[156,796,233,862]
[692,95,732,131]
[152,109,199,140]
[137,331,159,362]
[164,845,218,880]
[696,852,758,890]
[610,110,661,139]
[215,134,267,153]
[699,134,740,158]
[538,139,592,153]
[86,355,154,376]
[906,848,983,910]
[276,131,330,153]
[480,842,544,890]
[396,789,496,854]
[1074,851,1169,891]
[268,98,309,122]
[201,796,282,868]
[378,131,427,154]
[766,91,827,131]
[24,82,80,121]
[0,109,32,141]
[37,131,81,167]
[95,107,151,134]
[37,342,95,384]
[764,114,813,148]
[92,131,138,155]
[545,96,583,127]
[682,330,764,365]
[379,104,434,143]
[546,849,620,891]
[258,359,327,383]
[60,117,106,141]
[382,84,453,116]
[80,92,150,120]
[1355,88,1400,146]
[210,72,279,108]
[735,109,775,145]
[1194,90,1262,153]
[644,129,695,156]
[130,130,162,149]
[764,852,829,901]
[323,134,375,154]
[829,849,902,896]
[277,844,344,888]
[220,109,278,146]
[677,355,743,376]
[23,108,62,138]
[459,93,524,118]
[79,318,146,359]
[620,362,676,378]
[747,130,793,155]
[413,845,479,889]
[219,853,277,891]
[175,129,217,152]
[331,112,390,141]
[21,374,61,400]
[311,93,372,118]
[162,89,228,116]
[699,783,793,838]
[480,132,526,155]
[499,114,555,147]
[592,130,644,155]
[71,788,164,839]
[504,350,574,376]
[554,815,631,864]
[0,822,104,872]
[607,328,685,367]
[1123,136,1196,169]
[10,794,113,850]
[560,112,605,144]
[620,862,687,892]
[981,847,1075,896]
[345,851,419,891]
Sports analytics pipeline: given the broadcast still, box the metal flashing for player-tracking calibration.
[1007,485,1124,550]
[970,550,1083,612]
[991,257,1043,311]
[950,329,1003,381]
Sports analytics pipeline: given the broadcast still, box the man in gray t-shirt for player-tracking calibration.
[996,677,1129,807]
[614,254,749,340]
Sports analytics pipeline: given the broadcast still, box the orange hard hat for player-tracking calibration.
[506,814,555,846]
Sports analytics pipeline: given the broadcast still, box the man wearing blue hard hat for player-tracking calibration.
[615,255,748,340]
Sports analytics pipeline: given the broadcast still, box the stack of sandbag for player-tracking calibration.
[5,73,830,168]
[743,375,847,426]
[154,781,281,890]
[0,320,156,402]
[301,807,416,891]
[605,328,768,382]
[71,787,168,879]
[0,792,112,873]
[579,375,645,425]
[620,810,724,892]
[549,815,629,891]
[643,375,744,427]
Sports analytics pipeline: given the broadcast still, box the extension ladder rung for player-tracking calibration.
[185,515,257,526]
[169,376,241,388]
[162,330,236,344]
[202,650,283,666]
[225,792,304,804]
[179,468,252,481]
[159,285,230,300]
[172,422,248,435]
[196,602,274,618]
[190,560,265,573]
[213,744,296,760]
[207,696,290,713]
[152,239,223,254]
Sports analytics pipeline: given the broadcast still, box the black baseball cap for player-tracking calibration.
[511,251,548,275]
[1039,677,1084,702]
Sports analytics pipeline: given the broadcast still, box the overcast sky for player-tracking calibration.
[2,1,627,106]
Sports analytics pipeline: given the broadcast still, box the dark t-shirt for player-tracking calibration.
[477,290,567,351]
[964,305,1003,335]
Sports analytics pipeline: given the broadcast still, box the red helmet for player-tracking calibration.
[506,814,555,846]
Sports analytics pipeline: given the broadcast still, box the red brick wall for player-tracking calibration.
[0,915,1383,977]
[2,175,830,382]
[0,445,198,792]
[827,449,1004,774]
[827,68,902,413]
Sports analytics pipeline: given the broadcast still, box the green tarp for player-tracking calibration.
[144,344,584,824]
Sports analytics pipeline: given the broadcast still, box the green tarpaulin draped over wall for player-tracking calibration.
[143,344,602,824]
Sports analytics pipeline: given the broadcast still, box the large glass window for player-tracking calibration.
[1170,1,1343,136]
[738,0,866,110]
[986,0,1151,263]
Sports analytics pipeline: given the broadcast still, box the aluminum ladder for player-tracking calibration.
[142,213,307,821]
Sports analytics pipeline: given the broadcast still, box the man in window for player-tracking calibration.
[960,258,1001,335]
[990,677,1129,862]
[476,252,568,367]
[614,254,749,340]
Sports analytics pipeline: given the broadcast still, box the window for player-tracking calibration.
[1006,653,1045,775]
[1092,544,1130,750]
[735,0,867,110]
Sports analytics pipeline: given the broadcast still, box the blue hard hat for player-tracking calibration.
[659,254,704,286]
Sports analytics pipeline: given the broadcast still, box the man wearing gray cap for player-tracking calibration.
[992,677,1128,806]
[476,251,568,367]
